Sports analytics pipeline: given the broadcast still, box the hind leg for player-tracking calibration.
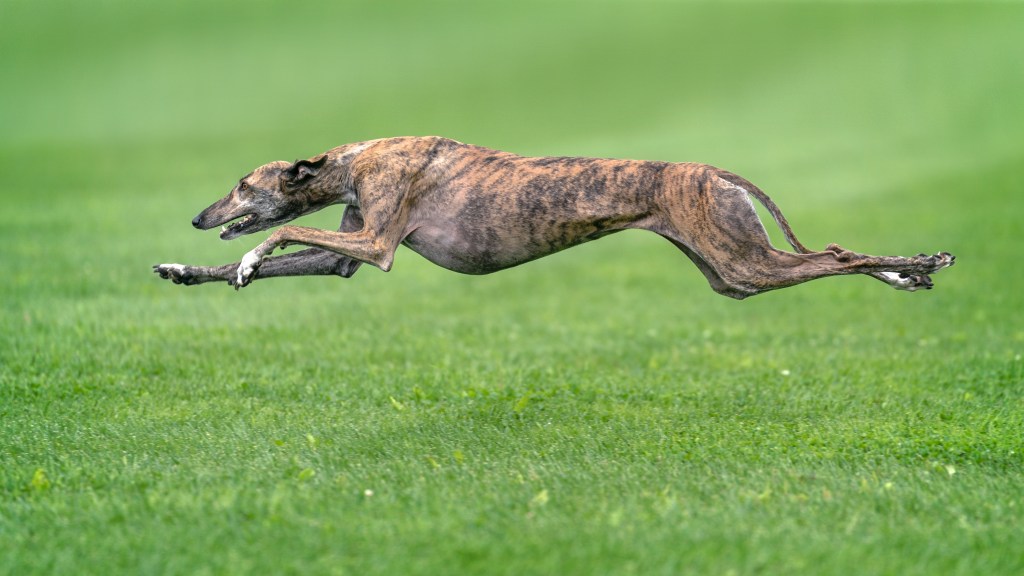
[668,238,955,299]
[657,174,955,298]
[664,237,756,300]
[761,245,954,292]
[825,244,954,292]
[833,244,953,292]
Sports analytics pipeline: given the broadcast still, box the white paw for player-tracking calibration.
[236,251,262,288]
[154,263,191,285]
[879,271,932,292]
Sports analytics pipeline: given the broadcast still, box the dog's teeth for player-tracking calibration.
[221,225,227,233]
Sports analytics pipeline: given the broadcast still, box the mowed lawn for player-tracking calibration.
[2,1,1023,575]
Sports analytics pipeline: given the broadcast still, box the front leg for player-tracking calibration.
[235,172,412,289]
[236,248,267,288]
[158,205,367,288]
[235,226,395,288]
[157,249,362,287]
[154,262,231,286]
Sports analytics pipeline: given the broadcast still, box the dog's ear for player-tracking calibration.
[282,155,328,188]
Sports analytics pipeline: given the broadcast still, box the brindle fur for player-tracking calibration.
[155,136,955,299]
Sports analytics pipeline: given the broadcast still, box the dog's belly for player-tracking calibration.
[402,222,615,275]
[401,226,547,274]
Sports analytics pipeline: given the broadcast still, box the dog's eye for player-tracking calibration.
[238,182,249,192]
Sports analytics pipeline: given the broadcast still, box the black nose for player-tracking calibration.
[192,215,203,229]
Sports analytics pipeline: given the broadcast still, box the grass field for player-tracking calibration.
[2,1,1023,574]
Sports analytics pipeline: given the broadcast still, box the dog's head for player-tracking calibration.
[191,155,337,240]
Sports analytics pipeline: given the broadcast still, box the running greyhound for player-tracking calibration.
[154,136,955,299]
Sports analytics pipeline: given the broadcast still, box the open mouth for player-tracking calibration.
[219,214,258,239]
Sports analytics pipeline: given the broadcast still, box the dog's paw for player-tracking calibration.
[915,251,956,274]
[154,263,197,285]
[235,251,262,289]
[934,251,956,270]
[879,271,933,292]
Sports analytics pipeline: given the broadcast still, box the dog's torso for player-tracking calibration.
[363,137,707,274]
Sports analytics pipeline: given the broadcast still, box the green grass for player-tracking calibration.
[2,1,1023,574]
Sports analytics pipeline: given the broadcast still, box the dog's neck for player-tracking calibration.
[292,156,360,209]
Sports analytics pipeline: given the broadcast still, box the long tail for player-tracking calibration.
[715,170,812,254]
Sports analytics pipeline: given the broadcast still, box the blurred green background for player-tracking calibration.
[2,1,1023,575]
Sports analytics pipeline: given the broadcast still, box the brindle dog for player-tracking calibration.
[154,136,954,299]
